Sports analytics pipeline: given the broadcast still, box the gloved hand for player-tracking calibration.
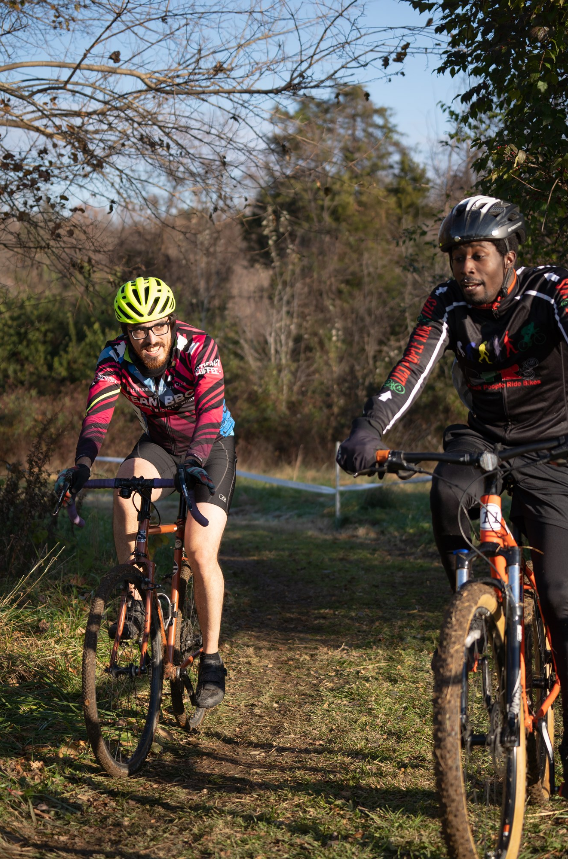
[54,463,91,496]
[178,458,215,496]
[336,417,387,475]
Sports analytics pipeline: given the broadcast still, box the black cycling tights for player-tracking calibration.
[431,438,568,738]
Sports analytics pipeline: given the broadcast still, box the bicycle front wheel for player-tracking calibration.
[433,582,526,859]
[170,559,206,731]
[82,564,164,777]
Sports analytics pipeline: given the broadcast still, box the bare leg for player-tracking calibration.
[184,503,227,653]
[113,457,166,564]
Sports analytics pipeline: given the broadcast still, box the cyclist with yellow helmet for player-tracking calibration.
[61,277,235,708]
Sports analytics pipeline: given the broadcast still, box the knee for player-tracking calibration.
[185,545,219,573]
[537,579,568,625]
[430,471,460,520]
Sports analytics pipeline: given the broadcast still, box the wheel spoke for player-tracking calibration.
[82,565,163,777]
[169,559,206,731]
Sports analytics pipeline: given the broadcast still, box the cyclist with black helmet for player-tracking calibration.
[58,277,235,709]
[337,195,568,793]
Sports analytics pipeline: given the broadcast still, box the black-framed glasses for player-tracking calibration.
[128,321,170,341]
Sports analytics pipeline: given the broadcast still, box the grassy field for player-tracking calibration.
[1,480,568,858]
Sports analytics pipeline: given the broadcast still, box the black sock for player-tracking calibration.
[201,651,222,665]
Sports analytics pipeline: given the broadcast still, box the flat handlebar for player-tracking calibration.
[366,434,568,476]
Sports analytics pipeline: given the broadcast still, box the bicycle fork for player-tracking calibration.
[455,474,559,764]
[455,472,523,747]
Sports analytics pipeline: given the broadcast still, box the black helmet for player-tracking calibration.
[438,195,526,252]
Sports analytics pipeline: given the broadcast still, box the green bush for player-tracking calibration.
[0,422,61,580]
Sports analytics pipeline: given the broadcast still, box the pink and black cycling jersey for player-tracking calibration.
[75,321,235,465]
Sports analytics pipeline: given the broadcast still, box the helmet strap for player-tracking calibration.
[498,237,512,297]
[500,263,515,297]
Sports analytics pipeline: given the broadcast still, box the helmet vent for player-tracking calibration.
[488,204,505,216]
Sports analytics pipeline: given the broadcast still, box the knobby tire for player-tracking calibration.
[82,564,163,777]
[433,582,526,859]
[170,559,206,731]
[524,586,555,804]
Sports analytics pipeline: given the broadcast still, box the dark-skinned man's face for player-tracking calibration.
[450,241,517,306]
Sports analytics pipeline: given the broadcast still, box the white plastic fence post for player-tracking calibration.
[335,442,341,521]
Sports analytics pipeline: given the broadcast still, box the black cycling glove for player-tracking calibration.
[336,417,386,475]
[178,458,216,496]
[55,463,91,496]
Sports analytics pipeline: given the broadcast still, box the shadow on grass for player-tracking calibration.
[1,494,447,858]
[220,521,448,649]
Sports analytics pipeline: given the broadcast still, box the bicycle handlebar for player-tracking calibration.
[357,434,568,477]
[84,478,176,490]
[56,476,209,528]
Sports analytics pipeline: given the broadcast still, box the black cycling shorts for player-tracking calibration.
[124,434,236,513]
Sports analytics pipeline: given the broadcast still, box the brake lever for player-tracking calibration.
[352,465,387,479]
[53,477,72,516]
[52,477,86,527]
[176,466,209,527]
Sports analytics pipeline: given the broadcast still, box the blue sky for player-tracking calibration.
[360,0,458,155]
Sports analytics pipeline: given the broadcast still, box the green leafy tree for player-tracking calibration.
[410,0,568,261]
[236,87,459,460]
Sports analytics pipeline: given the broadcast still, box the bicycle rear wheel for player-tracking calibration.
[525,586,555,804]
[82,564,163,777]
[170,559,206,731]
[433,582,526,859]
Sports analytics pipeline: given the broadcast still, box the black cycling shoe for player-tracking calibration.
[108,598,145,641]
[195,658,227,709]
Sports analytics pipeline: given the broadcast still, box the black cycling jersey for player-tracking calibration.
[365,265,568,443]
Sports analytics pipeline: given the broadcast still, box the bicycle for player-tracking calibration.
[54,468,209,777]
[358,436,568,859]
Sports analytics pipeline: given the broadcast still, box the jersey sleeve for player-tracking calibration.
[185,335,225,464]
[364,289,452,434]
[75,343,122,464]
[548,269,568,343]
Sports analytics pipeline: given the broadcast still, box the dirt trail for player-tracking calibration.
[0,511,447,859]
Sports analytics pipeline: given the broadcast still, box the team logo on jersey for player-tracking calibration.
[384,379,405,395]
[195,359,221,375]
[466,357,541,390]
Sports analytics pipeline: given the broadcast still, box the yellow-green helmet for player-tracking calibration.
[114,277,176,324]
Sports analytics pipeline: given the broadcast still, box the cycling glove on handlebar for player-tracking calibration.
[177,458,216,496]
[336,417,387,475]
[55,464,91,497]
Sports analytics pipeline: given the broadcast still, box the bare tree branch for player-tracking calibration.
[0,0,441,284]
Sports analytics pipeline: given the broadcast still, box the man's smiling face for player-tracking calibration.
[127,317,172,370]
[450,241,517,306]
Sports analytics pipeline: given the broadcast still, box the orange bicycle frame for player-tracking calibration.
[479,491,560,733]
